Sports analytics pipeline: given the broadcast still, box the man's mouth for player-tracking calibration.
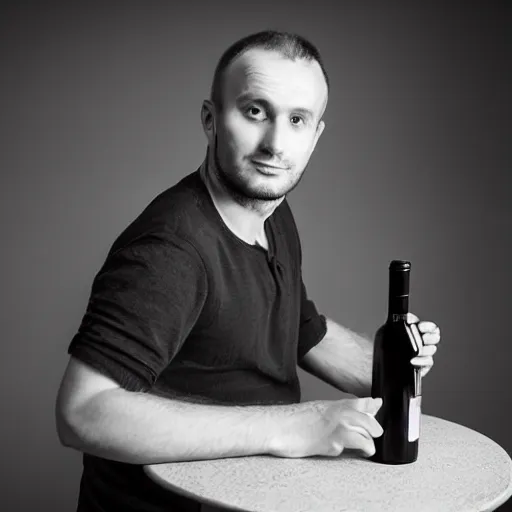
[251,160,287,174]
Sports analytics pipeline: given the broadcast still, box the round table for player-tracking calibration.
[144,415,512,512]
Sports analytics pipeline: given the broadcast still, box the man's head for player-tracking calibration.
[201,30,329,203]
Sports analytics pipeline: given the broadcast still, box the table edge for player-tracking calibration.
[143,414,512,511]
[143,464,247,511]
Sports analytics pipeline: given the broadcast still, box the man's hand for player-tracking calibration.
[270,397,384,459]
[407,313,441,378]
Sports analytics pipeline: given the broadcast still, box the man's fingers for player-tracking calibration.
[348,397,382,415]
[343,428,377,458]
[366,397,383,415]
[418,321,439,334]
[422,332,440,345]
[411,355,434,367]
[407,313,420,324]
[350,408,384,438]
[419,344,437,357]
[343,398,384,438]
[407,316,441,345]
[359,412,384,438]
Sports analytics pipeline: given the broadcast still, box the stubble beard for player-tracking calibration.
[212,135,306,211]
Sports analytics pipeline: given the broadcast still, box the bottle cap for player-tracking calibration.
[389,260,411,271]
[389,260,411,298]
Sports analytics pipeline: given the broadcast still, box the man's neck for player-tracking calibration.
[200,150,284,247]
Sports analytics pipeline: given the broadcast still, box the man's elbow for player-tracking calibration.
[54,393,90,452]
[55,403,79,449]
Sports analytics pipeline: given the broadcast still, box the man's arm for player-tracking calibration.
[56,357,385,465]
[56,357,293,464]
[298,317,373,398]
[60,356,384,464]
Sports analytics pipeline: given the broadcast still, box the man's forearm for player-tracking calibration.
[59,387,306,465]
[299,317,374,397]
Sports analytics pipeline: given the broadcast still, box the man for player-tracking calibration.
[56,31,440,511]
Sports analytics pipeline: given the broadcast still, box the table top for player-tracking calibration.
[145,414,512,512]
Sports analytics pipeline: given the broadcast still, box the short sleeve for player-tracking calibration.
[297,279,327,363]
[68,233,208,392]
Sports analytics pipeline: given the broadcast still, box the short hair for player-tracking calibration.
[210,30,330,110]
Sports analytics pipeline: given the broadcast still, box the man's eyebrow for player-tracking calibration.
[292,107,314,120]
[235,93,315,119]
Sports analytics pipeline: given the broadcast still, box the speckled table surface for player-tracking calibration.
[144,415,512,512]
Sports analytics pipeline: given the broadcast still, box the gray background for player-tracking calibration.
[1,1,510,511]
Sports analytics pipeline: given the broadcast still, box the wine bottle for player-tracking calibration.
[370,260,423,464]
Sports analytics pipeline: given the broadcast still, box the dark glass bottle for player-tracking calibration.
[370,260,423,464]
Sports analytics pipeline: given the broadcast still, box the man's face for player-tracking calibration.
[211,48,327,201]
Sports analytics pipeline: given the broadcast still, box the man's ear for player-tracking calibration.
[201,100,216,145]
[311,119,325,153]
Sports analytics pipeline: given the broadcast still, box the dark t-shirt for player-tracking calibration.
[68,164,327,511]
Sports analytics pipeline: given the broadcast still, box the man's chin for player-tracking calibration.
[248,174,300,198]
[223,176,286,201]
[215,163,299,202]
[248,191,286,201]
[233,187,284,202]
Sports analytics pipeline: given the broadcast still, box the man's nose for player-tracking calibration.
[260,119,287,157]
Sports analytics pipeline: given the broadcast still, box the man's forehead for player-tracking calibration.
[223,48,327,112]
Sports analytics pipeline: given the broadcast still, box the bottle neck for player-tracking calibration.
[388,296,409,321]
[387,269,410,321]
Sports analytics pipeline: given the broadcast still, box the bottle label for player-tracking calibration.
[408,395,422,442]
[392,313,408,322]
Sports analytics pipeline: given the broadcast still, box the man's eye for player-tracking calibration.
[246,106,266,119]
[291,116,304,125]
